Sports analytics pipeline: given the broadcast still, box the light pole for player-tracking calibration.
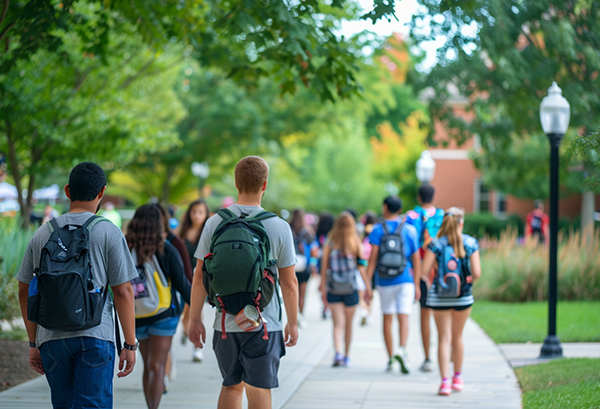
[416,150,436,185]
[539,81,570,359]
[191,161,210,198]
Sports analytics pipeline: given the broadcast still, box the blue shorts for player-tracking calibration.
[136,316,180,340]
[327,291,359,307]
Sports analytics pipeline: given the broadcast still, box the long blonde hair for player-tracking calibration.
[328,212,362,257]
[437,207,466,258]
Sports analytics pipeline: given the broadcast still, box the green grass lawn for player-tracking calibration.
[515,358,600,409]
[471,301,600,343]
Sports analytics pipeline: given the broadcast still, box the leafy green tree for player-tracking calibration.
[409,0,600,197]
[0,5,185,224]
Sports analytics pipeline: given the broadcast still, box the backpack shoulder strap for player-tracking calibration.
[82,215,108,232]
[252,211,278,222]
[380,219,390,235]
[48,218,59,234]
[217,208,236,221]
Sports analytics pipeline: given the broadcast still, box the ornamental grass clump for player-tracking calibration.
[474,228,600,302]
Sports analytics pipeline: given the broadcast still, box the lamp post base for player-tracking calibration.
[540,335,563,358]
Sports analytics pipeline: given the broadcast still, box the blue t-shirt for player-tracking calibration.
[369,219,419,286]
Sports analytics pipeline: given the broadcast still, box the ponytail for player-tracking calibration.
[437,207,466,258]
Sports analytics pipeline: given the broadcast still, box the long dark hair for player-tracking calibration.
[289,209,306,235]
[179,199,210,245]
[316,212,335,239]
[126,204,165,263]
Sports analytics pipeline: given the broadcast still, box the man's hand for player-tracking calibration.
[415,285,421,302]
[117,349,136,378]
[188,319,206,349]
[284,322,298,347]
[29,347,44,375]
[363,286,372,306]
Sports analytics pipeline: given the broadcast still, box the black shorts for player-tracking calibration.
[428,304,473,311]
[419,279,429,308]
[296,271,311,284]
[213,330,285,389]
[327,291,359,307]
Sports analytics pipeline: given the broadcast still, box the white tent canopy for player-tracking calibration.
[0,181,18,199]
[32,184,60,200]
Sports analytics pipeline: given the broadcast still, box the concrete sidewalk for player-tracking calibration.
[0,279,522,408]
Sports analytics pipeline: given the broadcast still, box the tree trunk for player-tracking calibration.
[161,164,175,205]
[581,190,595,243]
[4,119,29,228]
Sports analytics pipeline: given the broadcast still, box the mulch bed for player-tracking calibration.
[0,340,41,392]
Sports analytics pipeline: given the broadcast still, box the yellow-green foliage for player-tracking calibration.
[475,229,600,302]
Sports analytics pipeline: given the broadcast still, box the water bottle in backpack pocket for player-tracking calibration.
[436,245,472,298]
[130,250,172,319]
[326,249,358,295]
[27,216,107,331]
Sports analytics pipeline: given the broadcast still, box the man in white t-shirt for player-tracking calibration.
[188,156,299,409]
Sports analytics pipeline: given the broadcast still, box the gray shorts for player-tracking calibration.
[212,330,285,389]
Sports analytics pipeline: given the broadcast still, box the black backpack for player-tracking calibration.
[202,209,279,339]
[377,219,407,279]
[27,216,109,331]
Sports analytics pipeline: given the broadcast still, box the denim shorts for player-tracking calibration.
[327,291,359,307]
[39,336,115,408]
[136,316,180,340]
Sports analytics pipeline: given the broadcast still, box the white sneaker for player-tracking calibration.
[192,347,204,363]
[393,348,409,374]
[298,313,308,329]
[386,358,395,372]
[420,359,433,372]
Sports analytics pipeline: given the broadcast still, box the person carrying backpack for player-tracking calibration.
[366,196,420,374]
[405,184,444,372]
[126,204,191,409]
[188,156,298,409]
[421,207,481,396]
[17,162,139,408]
[525,200,549,245]
[320,212,370,367]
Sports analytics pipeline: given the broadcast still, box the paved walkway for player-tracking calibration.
[0,279,522,408]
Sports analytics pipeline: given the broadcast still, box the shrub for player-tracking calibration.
[474,229,600,302]
[463,213,524,239]
[0,217,35,322]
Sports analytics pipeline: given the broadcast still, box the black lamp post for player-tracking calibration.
[539,82,570,359]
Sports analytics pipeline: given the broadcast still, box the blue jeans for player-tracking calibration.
[39,337,115,409]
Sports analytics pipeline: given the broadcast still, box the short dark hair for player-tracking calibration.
[68,162,106,202]
[383,196,402,214]
[418,185,435,204]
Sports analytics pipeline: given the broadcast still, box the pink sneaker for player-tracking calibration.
[452,376,463,391]
[438,380,452,396]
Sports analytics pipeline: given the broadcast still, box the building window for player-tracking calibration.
[495,192,507,218]
[474,179,491,213]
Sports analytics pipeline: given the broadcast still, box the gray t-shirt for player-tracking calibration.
[195,204,296,333]
[16,212,138,347]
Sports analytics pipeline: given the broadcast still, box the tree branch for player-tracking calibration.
[120,57,156,90]
[0,0,9,27]
[0,20,15,44]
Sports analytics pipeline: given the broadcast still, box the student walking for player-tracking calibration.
[127,204,191,409]
[289,208,317,328]
[188,156,299,409]
[421,207,481,396]
[405,185,444,372]
[320,212,370,367]
[366,196,420,374]
[178,199,211,362]
[17,162,138,408]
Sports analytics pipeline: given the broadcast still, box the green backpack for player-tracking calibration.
[202,209,279,339]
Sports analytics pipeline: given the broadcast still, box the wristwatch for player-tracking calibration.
[123,340,139,351]
[29,341,36,348]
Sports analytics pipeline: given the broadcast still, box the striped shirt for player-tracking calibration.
[426,234,479,308]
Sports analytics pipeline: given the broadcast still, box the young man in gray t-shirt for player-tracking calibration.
[189,156,298,409]
[16,162,139,408]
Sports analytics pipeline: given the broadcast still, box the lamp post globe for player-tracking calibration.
[191,161,210,197]
[416,150,436,184]
[539,82,570,359]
